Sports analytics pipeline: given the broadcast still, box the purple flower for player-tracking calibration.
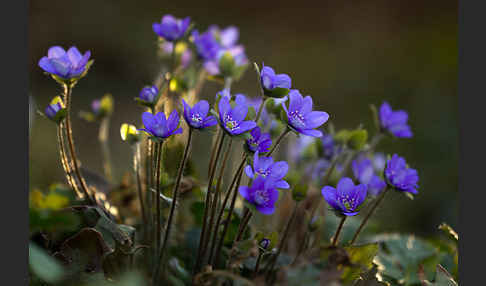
[245,151,289,189]
[321,177,367,216]
[379,102,413,138]
[44,96,66,123]
[218,94,257,136]
[282,90,330,137]
[182,99,217,129]
[215,88,231,101]
[152,15,190,42]
[218,26,239,48]
[372,152,386,172]
[91,99,101,115]
[138,85,159,105]
[321,131,342,160]
[384,154,419,194]
[246,127,272,153]
[38,46,91,79]
[288,135,315,163]
[139,111,183,140]
[260,64,291,97]
[203,45,248,77]
[352,156,386,196]
[239,177,280,215]
[192,29,221,61]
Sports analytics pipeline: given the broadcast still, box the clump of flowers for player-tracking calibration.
[30,11,444,286]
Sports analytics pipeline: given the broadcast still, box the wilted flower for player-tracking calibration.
[45,96,66,123]
[217,94,257,136]
[182,99,217,129]
[379,102,413,138]
[321,177,367,216]
[239,177,279,215]
[139,111,182,140]
[152,15,190,42]
[245,151,289,189]
[246,126,272,153]
[352,156,386,196]
[38,46,91,80]
[260,64,291,98]
[384,154,419,195]
[282,90,329,137]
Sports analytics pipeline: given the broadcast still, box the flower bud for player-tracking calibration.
[348,129,368,150]
[120,123,141,144]
[45,96,66,124]
[292,183,308,202]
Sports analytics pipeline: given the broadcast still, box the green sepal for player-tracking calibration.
[263,87,290,98]
[134,97,156,108]
[348,129,368,150]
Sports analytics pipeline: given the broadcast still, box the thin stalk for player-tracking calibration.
[331,216,347,246]
[62,84,95,204]
[57,123,79,196]
[208,129,222,177]
[203,137,234,267]
[154,129,194,284]
[236,209,252,242]
[99,117,113,182]
[291,229,310,266]
[265,201,300,280]
[133,143,147,228]
[254,251,263,277]
[154,141,164,252]
[254,96,268,123]
[194,132,226,274]
[211,161,245,267]
[349,187,389,245]
[268,128,291,156]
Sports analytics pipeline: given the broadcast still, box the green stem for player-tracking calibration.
[211,161,246,267]
[208,129,222,178]
[331,216,347,247]
[194,132,226,274]
[265,201,300,281]
[254,251,263,277]
[153,129,193,284]
[254,96,268,123]
[62,84,95,204]
[268,128,291,156]
[349,187,389,245]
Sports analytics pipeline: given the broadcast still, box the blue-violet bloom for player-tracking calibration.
[139,85,159,105]
[152,15,190,42]
[45,96,66,123]
[321,177,367,216]
[39,46,91,79]
[379,101,413,138]
[245,151,289,189]
[218,94,257,135]
[182,99,217,129]
[260,64,291,92]
[384,154,419,194]
[239,177,280,215]
[139,110,183,140]
[352,156,386,196]
[282,89,329,137]
[246,126,272,153]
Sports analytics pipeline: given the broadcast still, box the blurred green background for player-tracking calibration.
[29,0,457,237]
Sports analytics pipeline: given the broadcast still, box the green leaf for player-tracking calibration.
[29,242,65,283]
[341,243,379,284]
[422,264,458,286]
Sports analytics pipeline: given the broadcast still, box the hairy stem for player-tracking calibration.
[57,123,80,196]
[349,187,389,245]
[154,129,193,284]
[254,251,263,277]
[99,117,113,182]
[194,132,226,274]
[268,128,291,156]
[331,216,347,247]
[211,160,246,267]
[133,143,147,228]
[154,141,164,253]
[63,84,95,204]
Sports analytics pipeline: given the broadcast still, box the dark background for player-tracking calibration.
[29,0,458,237]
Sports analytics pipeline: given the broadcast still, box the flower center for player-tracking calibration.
[257,168,270,178]
[254,189,269,205]
[191,113,203,124]
[337,194,357,212]
[225,115,239,131]
[289,111,306,129]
